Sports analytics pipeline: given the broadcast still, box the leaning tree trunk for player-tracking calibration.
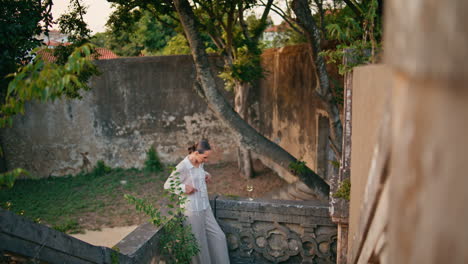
[174,0,330,201]
[292,0,344,160]
[234,81,254,179]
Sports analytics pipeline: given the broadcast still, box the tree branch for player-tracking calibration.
[173,0,330,201]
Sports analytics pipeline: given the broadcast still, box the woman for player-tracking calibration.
[164,139,230,264]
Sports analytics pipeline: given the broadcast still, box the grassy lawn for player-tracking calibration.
[0,158,288,235]
[0,166,168,234]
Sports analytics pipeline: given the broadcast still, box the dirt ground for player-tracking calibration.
[75,160,287,231]
[206,160,287,198]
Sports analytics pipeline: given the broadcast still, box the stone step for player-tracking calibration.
[262,181,318,201]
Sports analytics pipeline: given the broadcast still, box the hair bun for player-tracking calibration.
[188,144,197,154]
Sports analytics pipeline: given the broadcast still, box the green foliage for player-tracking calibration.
[160,33,216,56]
[319,0,383,74]
[144,146,163,173]
[0,0,53,94]
[1,44,98,127]
[52,218,82,234]
[161,34,191,55]
[0,168,29,189]
[111,246,120,264]
[104,8,177,56]
[57,0,91,43]
[218,45,264,91]
[288,160,308,176]
[125,167,199,263]
[333,178,350,201]
[329,160,341,169]
[92,160,112,176]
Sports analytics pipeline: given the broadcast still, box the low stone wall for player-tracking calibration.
[1,197,337,263]
[215,197,337,263]
[0,208,132,263]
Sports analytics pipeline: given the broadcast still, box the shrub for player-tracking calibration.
[125,167,199,263]
[91,160,112,176]
[333,178,351,201]
[144,146,163,173]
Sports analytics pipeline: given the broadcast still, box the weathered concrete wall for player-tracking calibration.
[0,55,237,177]
[1,46,334,179]
[252,45,333,181]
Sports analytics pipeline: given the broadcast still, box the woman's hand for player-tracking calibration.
[205,173,212,184]
[185,184,197,194]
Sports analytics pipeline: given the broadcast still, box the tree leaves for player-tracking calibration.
[0,44,98,128]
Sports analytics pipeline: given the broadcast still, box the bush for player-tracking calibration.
[91,160,112,176]
[125,167,199,263]
[144,146,163,173]
[333,178,351,201]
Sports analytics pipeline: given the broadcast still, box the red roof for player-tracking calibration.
[45,40,71,47]
[36,49,57,62]
[36,47,118,62]
[265,22,290,33]
[95,48,118,60]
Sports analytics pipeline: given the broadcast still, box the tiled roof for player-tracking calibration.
[265,23,290,33]
[36,49,57,62]
[95,47,118,60]
[36,47,118,62]
[45,40,71,47]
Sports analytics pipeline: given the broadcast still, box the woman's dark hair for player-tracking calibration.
[188,139,211,154]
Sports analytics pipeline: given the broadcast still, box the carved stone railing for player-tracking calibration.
[214,196,337,263]
[1,197,337,264]
[0,207,163,264]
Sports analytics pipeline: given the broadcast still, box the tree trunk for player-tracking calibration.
[292,0,343,160]
[234,82,254,179]
[173,0,330,201]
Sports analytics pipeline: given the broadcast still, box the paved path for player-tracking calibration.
[70,225,139,248]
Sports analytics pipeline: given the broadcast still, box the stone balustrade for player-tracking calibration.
[1,196,337,263]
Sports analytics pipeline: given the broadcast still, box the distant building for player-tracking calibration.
[36,47,118,62]
[35,29,118,62]
[38,30,70,48]
[262,23,290,48]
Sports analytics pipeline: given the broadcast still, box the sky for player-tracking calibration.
[51,0,114,34]
[52,0,283,34]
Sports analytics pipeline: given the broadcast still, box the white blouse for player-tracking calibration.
[163,156,210,212]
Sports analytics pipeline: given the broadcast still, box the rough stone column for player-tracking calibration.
[385,0,468,263]
[329,53,353,264]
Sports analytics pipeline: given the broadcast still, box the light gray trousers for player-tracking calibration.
[184,207,230,264]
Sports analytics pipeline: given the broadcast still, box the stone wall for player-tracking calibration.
[1,45,332,179]
[253,45,333,182]
[215,197,337,263]
[0,55,237,177]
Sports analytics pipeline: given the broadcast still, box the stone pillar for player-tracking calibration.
[385,0,468,263]
[329,53,353,264]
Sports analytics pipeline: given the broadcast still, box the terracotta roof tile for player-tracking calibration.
[36,47,118,62]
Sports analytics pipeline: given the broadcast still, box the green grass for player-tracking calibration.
[0,167,168,234]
